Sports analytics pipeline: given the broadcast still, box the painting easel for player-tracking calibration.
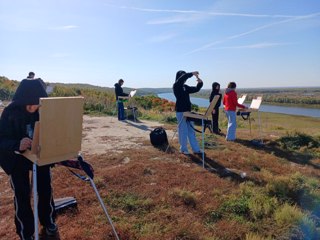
[118,90,138,121]
[21,97,119,240]
[238,96,263,144]
[183,95,220,168]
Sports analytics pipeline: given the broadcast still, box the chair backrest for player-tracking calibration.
[238,94,247,105]
[204,95,220,117]
[249,96,262,110]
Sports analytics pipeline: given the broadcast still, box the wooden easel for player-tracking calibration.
[183,95,220,168]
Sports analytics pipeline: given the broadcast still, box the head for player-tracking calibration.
[28,72,35,79]
[175,70,186,82]
[12,79,48,111]
[212,82,220,91]
[118,79,124,86]
[227,82,237,89]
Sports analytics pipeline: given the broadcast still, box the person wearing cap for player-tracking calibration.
[173,70,203,155]
[114,79,129,121]
[0,80,58,240]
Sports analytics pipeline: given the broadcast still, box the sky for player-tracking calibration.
[1,0,320,89]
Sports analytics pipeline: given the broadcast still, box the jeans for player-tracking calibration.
[225,110,237,140]
[176,112,201,153]
[117,101,125,120]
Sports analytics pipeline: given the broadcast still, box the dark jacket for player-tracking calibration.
[0,104,37,174]
[209,83,222,111]
[114,83,129,100]
[173,72,203,112]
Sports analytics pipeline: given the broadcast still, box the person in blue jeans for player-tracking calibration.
[114,79,129,120]
[173,70,203,155]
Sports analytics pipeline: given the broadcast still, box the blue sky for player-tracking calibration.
[1,0,319,89]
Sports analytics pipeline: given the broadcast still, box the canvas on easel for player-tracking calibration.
[23,97,84,166]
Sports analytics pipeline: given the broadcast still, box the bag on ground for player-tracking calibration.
[150,127,168,146]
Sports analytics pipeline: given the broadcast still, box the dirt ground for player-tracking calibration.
[81,115,173,155]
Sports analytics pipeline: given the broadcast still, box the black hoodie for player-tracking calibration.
[0,79,47,174]
[114,83,129,100]
[173,71,203,112]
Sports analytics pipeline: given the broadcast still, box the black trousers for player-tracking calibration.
[10,158,56,239]
[211,110,220,134]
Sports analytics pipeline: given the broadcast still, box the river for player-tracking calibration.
[158,93,320,118]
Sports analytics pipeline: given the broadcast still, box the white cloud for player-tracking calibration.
[187,12,320,54]
[53,25,79,30]
[209,42,294,50]
[148,33,178,43]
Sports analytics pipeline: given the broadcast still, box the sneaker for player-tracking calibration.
[193,150,204,156]
[24,237,34,240]
[180,151,190,155]
[45,223,58,236]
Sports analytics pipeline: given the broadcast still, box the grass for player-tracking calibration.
[0,111,319,239]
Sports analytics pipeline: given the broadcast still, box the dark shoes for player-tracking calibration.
[45,223,58,236]
[24,237,34,240]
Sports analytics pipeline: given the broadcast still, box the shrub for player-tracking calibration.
[266,173,320,209]
[171,189,197,208]
[274,203,304,226]
[245,232,273,240]
[277,132,319,150]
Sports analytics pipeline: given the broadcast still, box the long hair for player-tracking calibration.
[211,82,220,94]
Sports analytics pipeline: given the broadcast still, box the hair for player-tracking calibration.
[227,82,236,89]
[28,72,35,78]
[118,79,124,84]
[175,70,186,82]
[212,82,220,91]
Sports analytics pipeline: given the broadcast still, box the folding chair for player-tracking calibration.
[183,95,220,168]
[21,97,120,240]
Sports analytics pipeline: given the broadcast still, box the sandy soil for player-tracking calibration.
[81,115,172,155]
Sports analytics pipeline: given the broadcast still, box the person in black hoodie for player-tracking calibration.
[114,79,129,121]
[0,80,57,240]
[209,82,222,134]
[173,70,203,155]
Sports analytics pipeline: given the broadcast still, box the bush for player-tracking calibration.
[274,203,304,226]
[277,132,319,150]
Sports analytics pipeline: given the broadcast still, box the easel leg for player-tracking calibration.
[202,119,205,168]
[89,178,120,240]
[33,163,39,240]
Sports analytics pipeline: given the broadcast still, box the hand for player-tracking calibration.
[19,137,32,151]
[192,71,199,77]
[212,109,216,114]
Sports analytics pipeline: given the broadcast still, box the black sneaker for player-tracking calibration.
[45,223,58,236]
[24,236,34,240]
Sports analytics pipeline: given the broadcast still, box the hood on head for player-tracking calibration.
[12,79,48,106]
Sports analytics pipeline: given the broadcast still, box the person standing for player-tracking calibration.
[223,82,247,141]
[209,82,222,134]
[0,79,58,240]
[114,79,129,121]
[173,70,203,155]
[25,71,47,90]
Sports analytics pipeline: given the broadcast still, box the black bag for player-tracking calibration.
[150,127,168,146]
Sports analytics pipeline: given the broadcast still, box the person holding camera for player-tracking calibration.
[173,70,203,155]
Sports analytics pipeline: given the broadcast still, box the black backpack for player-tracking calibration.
[150,127,168,146]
